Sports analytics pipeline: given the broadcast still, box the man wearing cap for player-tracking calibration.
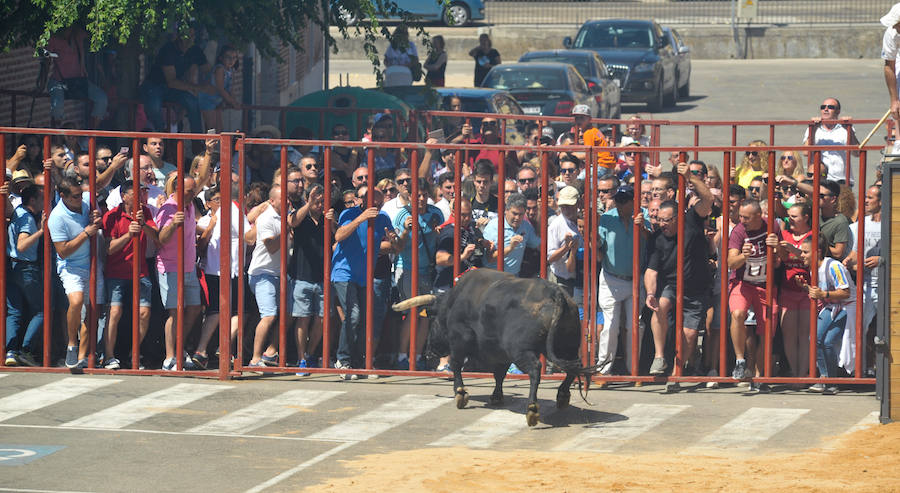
[644,161,714,377]
[596,184,646,376]
[102,179,160,370]
[882,3,900,122]
[547,186,582,295]
[5,183,44,367]
[570,104,615,171]
[8,169,35,209]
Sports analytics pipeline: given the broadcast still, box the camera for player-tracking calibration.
[461,227,487,265]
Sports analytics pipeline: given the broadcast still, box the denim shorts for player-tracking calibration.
[249,274,280,318]
[291,279,324,318]
[158,271,202,309]
[107,277,153,307]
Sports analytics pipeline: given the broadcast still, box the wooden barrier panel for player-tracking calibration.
[891,172,900,421]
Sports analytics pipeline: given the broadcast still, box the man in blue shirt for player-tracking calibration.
[483,192,540,276]
[331,188,396,378]
[48,177,102,369]
[596,185,646,376]
[5,184,44,367]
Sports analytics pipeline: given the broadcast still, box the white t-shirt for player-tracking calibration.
[546,213,581,280]
[106,184,163,216]
[247,205,283,276]
[198,202,251,277]
[435,197,452,222]
[848,214,880,292]
[883,26,900,78]
[381,195,408,224]
[801,124,854,184]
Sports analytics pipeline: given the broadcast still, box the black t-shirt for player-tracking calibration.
[148,41,207,86]
[433,224,485,291]
[472,47,501,86]
[646,206,712,296]
[471,194,497,221]
[289,213,325,282]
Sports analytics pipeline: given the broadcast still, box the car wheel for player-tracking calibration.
[647,78,664,112]
[443,2,471,26]
[678,78,690,98]
[664,76,677,107]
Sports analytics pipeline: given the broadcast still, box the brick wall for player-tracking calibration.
[0,46,86,128]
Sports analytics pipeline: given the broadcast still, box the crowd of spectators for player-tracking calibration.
[1,87,884,393]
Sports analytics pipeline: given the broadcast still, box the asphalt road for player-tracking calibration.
[0,372,879,492]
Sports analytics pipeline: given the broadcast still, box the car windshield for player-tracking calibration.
[523,56,590,77]
[576,25,653,49]
[481,68,566,91]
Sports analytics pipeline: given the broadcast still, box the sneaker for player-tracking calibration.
[65,346,79,369]
[824,385,839,395]
[808,383,826,393]
[649,357,668,375]
[507,363,524,375]
[260,353,279,367]
[295,358,310,377]
[16,352,38,367]
[732,359,748,380]
[4,351,18,367]
[705,369,719,389]
[395,357,410,370]
[72,358,88,370]
[334,360,358,381]
[190,353,209,370]
[748,382,770,393]
[248,360,267,368]
[162,358,177,371]
[104,358,121,370]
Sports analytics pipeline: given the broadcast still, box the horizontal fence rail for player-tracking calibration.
[0,122,884,391]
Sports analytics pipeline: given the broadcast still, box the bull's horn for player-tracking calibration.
[392,294,436,311]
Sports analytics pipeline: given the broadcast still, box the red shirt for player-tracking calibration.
[103,204,157,279]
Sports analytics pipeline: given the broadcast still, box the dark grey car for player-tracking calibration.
[518,49,622,120]
[663,27,692,98]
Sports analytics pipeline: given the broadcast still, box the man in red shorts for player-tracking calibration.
[727,199,783,383]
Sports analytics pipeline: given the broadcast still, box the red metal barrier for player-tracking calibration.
[0,123,882,389]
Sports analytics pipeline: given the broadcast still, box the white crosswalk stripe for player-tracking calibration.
[0,377,120,423]
[554,403,690,452]
[846,411,880,434]
[61,383,231,429]
[687,407,810,452]
[0,374,8,379]
[188,389,345,435]
[429,409,528,448]
[307,394,447,442]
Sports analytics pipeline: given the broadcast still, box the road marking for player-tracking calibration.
[554,403,690,453]
[689,407,810,452]
[0,488,97,493]
[307,394,447,442]
[0,378,120,423]
[845,411,880,434]
[429,410,528,448]
[187,389,344,435]
[0,445,65,466]
[0,423,332,442]
[61,383,230,429]
[243,441,355,493]
[0,374,8,379]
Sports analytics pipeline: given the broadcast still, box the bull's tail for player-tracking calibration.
[391,294,437,312]
[545,291,588,376]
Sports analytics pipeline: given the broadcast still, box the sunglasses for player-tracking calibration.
[482,121,498,128]
[820,193,834,199]
[748,186,762,192]
[624,151,639,157]
[598,188,614,194]
[305,164,318,170]
[385,187,397,194]
[745,151,759,157]
[343,200,356,206]
[560,168,577,174]
[396,178,410,185]
[98,156,113,161]
[518,177,535,183]
[820,104,838,110]
[780,155,795,161]
[354,175,368,181]
[806,172,815,178]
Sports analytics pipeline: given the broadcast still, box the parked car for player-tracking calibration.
[663,27,692,98]
[518,49,621,120]
[564,19,677,111]
[334,0,485,27]
[479,62,599,134]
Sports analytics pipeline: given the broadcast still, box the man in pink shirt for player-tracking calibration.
[155,176,202,370]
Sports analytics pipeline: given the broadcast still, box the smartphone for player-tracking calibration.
[427,128,446,144]
[119,146,129,155]
[207,128,217,134]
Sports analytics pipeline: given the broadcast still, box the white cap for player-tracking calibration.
[557,186,579,206]
[571,104,591,116]
[882,3,900,27]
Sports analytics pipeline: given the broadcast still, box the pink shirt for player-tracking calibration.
[155,196,197,273]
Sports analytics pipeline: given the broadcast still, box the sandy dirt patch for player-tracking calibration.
[303,421,900,492]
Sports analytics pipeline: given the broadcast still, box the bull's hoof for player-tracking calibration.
[556,391,571,409]
[455,388,469,409]
[525,403,540,427]
[489,394,504,406]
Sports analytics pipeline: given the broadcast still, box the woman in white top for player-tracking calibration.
[384,25,419,86]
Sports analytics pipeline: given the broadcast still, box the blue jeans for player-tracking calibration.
[816,308,847,378]
[140,82,202,133]
[333,281,365,368]
[5,262,44,354]
[49,78,108,121]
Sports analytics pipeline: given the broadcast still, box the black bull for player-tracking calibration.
[392,268,592,427]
